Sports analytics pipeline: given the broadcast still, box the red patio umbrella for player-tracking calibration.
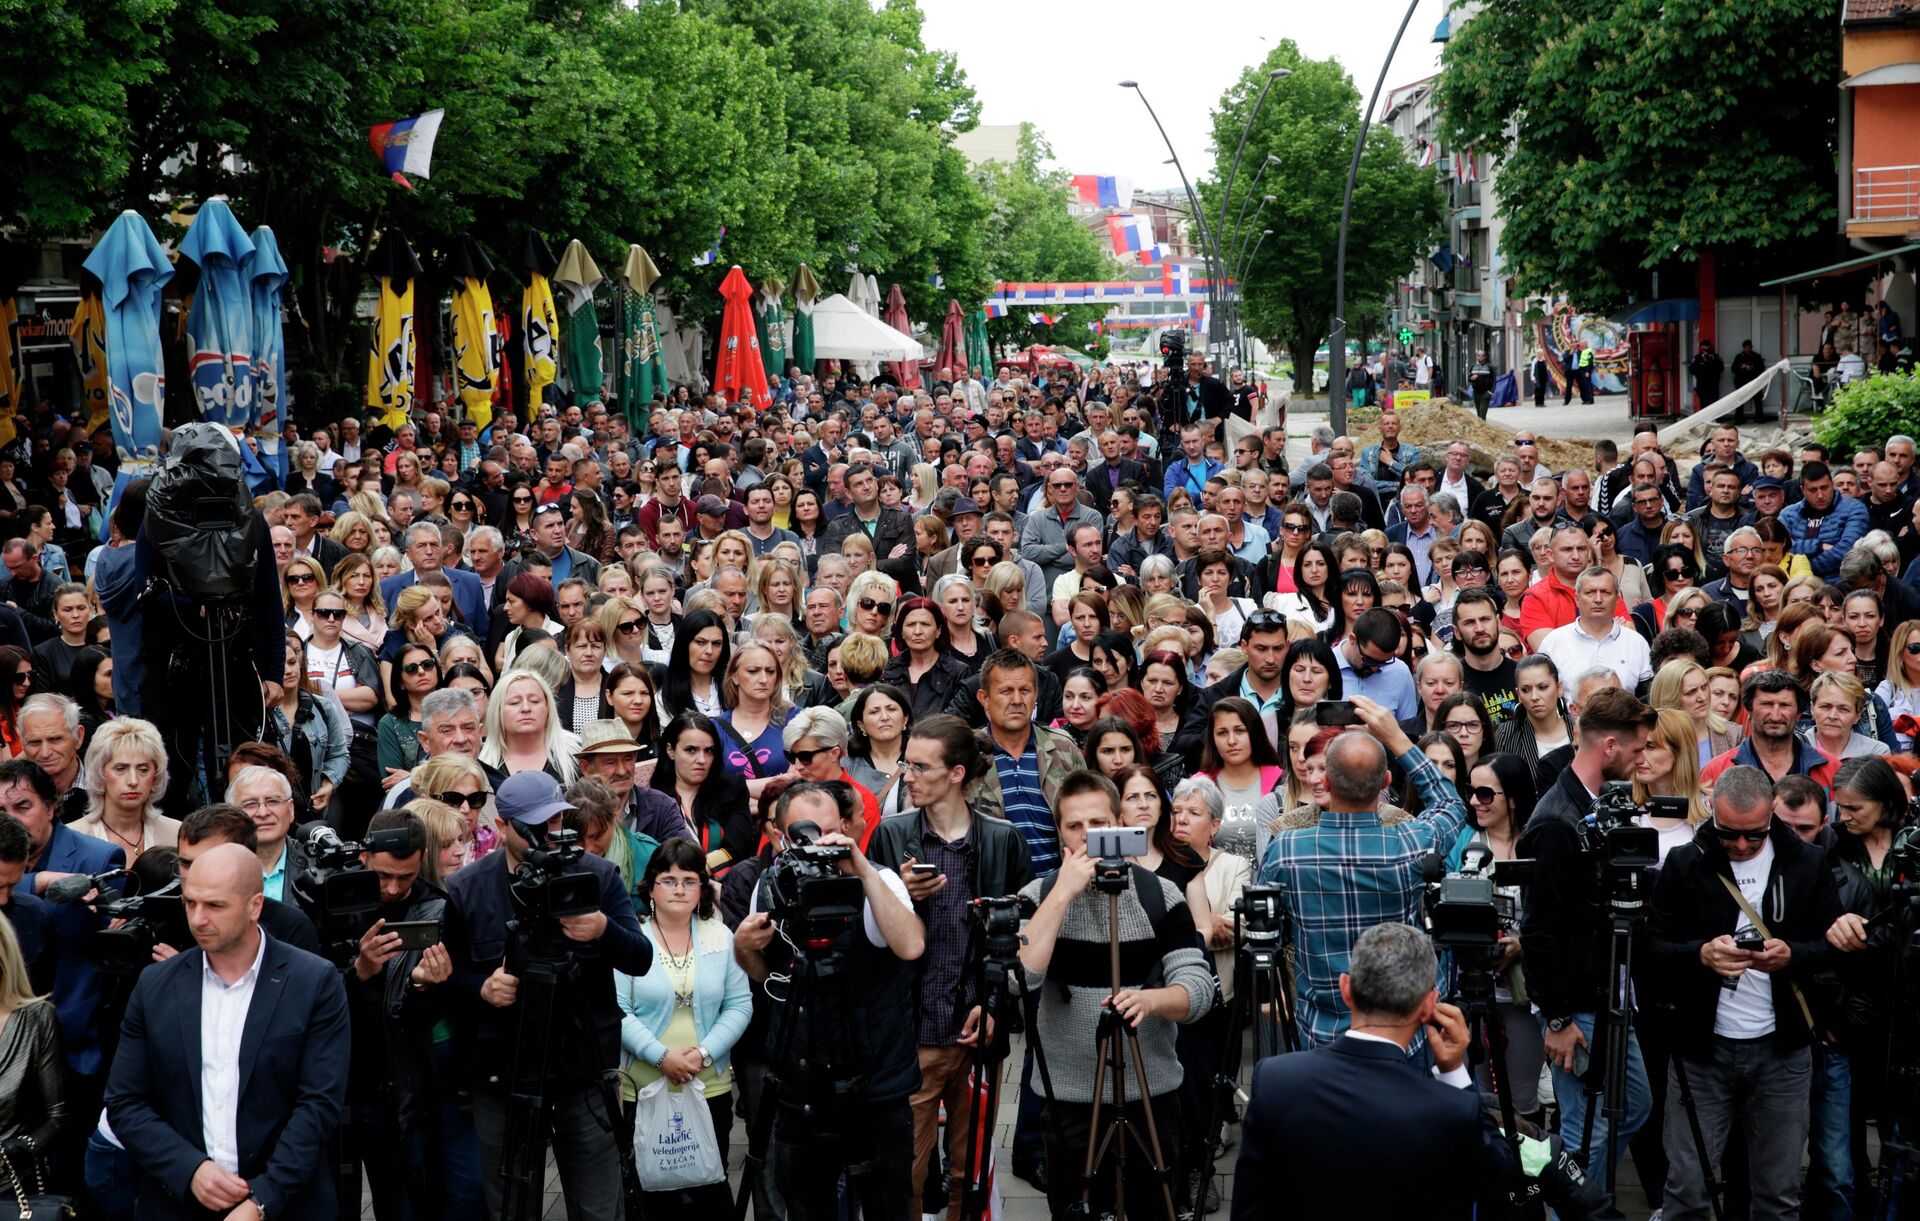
[885,283,922,389]
[935,299,966,378]
[714,265,771,409]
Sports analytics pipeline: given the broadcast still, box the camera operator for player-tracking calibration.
[343,810,453,1221]
[1517,686,1658,1173]
[1016,769,1214,1221]
[1232,922,1534,1219]
[1258,695,1468,1048]
[440,771,652,1221]
[733,780,926,1221]
[869,715,1036,1221]
[1648,765,1841,1220]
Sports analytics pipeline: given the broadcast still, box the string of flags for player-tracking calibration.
[1027,312,1058,327]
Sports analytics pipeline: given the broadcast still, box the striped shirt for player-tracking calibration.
[994,742,1058,873]
[1258,747,1467,1048]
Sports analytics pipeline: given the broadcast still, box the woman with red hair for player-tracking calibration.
[1098,686,1185,795]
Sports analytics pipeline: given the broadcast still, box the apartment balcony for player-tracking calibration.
[1856,164,1920,222]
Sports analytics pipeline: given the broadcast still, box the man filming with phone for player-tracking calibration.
[343,810,453,1221]
[1258,695,1468,1048]
[1017,770,1215,1221]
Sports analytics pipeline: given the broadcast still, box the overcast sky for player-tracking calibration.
[919,0,1447,188]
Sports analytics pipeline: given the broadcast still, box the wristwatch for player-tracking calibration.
[251,1196,268,1221]
[1545,1016,1573,1034]
[698,1045,714,1070]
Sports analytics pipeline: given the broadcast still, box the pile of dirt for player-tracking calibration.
[1343,399,1599,475]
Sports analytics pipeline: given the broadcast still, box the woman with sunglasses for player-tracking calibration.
[1494,655,1572,783]
[1874,618,1920,749]
[445,489,481,536]
[604,595,655,677]
[281,555,328,641]
[501,481,539,537]
[1443,750,1545,1124]
[1658,518,1710,584]
[844,571,899,638]
[1588,517,1651,607]
[1630,543,1702,641]
[329,552,389,650]
[268,631,349,814]
[1254,506,1315,598]
[377,643,440,781]
[1265,540,1335,631]
[651,711,753,877]
[1197,696,1284,863]
[1629,709,1710,858]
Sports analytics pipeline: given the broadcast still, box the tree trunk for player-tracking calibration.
[1286,324,1327,404]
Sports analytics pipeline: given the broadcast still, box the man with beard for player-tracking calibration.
[1703,670,1838,790]
[1451,589,1517,725]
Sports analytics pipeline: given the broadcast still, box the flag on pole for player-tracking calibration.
[692,227,726,267]
[70,285,110,436]
[1418,142,1436,168]
[1139,243,1172,265]
[553,239,605,406]
[1105,213,1156,256]
[364,230,420,432]
[519,232,559,414]
[1068,175,1134,209]
[446,234,498,432]
[1027,312,1056,327]
[367,109,444,190]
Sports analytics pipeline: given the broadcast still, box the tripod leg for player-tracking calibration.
[1080,1024,1114,1208]
[1119,1027,1178,1221]
[1668,1050,1726,1221]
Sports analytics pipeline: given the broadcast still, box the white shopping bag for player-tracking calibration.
[631,1077,726,1191]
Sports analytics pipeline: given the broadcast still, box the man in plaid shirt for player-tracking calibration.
[1258,694,1467,1048]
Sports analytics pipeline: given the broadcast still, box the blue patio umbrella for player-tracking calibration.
[250,225,290,485]
[180,199,275,492]
[82,211,174,518]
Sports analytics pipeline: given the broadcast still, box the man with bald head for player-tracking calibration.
[1257,695,1469,1047]
[108,839,349,1221]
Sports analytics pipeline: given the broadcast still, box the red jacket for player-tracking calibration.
[1516,568,1627,645]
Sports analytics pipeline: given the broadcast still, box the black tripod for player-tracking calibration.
[1071,876,1177,1221]
[497,926,583,1221]
[1196,890,1298,1201]
[733,940,865,1221]
[957,898,1026,1221]
[1451,947,1539,1220]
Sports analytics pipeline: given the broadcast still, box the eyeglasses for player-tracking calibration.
[788,745,835,764]
[401,659,440,676]
[313,607,348,621]
[858,597,894,617]
[1709,819,1771,844]
[238,797,293,815]
[1444,719,1481,734]
[1726,546,1762,557]
[1468,786,1504,804]
[436,790,493,810]
[652,876,704,893]
[901,759,950,776]
[1453,563,1486,575]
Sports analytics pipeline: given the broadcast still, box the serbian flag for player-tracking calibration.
[1069,174,1133,210]
[1027,312,1057,327]
[368,110,443,190]
[1418,142,1436,169]
[1139,242,1171,265]
[1106,213,1155,256]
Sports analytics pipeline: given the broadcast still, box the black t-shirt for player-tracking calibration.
[1460,656,1519,724]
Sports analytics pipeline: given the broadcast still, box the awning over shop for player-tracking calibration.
[1613,298,1700,325]
[1759,241,1920,288]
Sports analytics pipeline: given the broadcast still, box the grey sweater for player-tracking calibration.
[1019,870,1214,1102]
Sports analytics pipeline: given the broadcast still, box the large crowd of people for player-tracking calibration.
[0,357,1912,1221]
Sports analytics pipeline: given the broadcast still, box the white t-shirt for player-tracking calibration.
[1715,836,1777,1039]
[305,640,361,693]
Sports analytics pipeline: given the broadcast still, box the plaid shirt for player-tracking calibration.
[1258,748,1467,1048]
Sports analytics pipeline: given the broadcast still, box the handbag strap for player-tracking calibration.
[0,1143,31,1218]
[1716,872,1816,1032]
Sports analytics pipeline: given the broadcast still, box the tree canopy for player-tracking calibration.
[973,126,1115,356]
[1434,0,1839,309]
[1201,44,1443,386]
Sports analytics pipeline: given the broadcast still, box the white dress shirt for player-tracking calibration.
[1343,1029,1473,1088]
[1540,617,1654,693]
[201,931,268,1173]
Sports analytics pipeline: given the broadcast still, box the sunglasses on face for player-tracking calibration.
[617,619,645,635]
[436,790,492,810]
[401,660,440,676]
[287,573,318,586]
[1468,786,1503,804]
[1710,819,1771,843]
[313,607,348,621]
[788,746,834,765]
[11,672,28,685]
[858,598,894,617]
[451,500,472,511]
[1666,568,1695,581]
[512,495,533,505]
[1281,522,1310,534]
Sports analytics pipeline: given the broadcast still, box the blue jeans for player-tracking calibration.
[1541,1012,1652,1175]
[1805,1044,1854,1221]
[83,1131,136,1221]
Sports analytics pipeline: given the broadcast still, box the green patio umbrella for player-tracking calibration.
[758,276,788,381]
[791,263,821,372]
[616,244,666,431]
[967,308,992,375]
[553,239,604,405]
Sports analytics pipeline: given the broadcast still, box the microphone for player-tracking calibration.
[44,869,126,904]
[1418,852,1445,884]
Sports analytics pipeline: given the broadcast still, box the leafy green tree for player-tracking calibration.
[1435,0,1837,309]
[1202,45,1442,391]
[972,125,1115,353]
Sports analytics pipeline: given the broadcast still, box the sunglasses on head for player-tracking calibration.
[858,597,894,617]
[436,791,492,810]
[401,659,440,676]
[1710,819,1771,844]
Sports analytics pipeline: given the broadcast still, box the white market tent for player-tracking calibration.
[809,293,924,362]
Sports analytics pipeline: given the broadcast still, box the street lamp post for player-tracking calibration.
[1234,229,1273,365]
[1330,0,1423,435]
[1225,195,1275,332]
[1217,69,1290,365]
[1121,80,1230,364]
[1223,197,1274,364]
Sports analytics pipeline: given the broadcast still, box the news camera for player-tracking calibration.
[762,820,863,946]
[1582,782,1664,912]
[508,825,600,925]
[1420,846,1533,952]
[90,881,189,974]
[290,823,422,963]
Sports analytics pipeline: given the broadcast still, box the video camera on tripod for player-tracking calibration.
[1580,781,1665,907]
[289,822,422,963]
[44,868,189,973]
[1420,847,1533,952]
[761,820,864,946]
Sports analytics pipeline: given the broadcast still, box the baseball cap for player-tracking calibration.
[696,494,730,517]
[576,720,643,757]
[496,771,575,828]
[1751,475,1785,491]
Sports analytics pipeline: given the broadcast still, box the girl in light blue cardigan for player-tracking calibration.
[615,838,753,1215]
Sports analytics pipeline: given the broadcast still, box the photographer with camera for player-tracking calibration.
[1648,765,1841,1220]
[1258,695,1468,1049]
[1517,686,1658,1177]
[869,714,1036,1221]
[733,780,926,1221]
[342,809,453,1221]
[1017,769,1214,1221]
[441,770,652,1221]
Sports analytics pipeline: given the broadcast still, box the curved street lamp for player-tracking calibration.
[1216,69,1292,280]
[1121,80,1230,358]
[1235,230,1274,364]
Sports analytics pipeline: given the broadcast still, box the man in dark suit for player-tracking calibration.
[107,841,350,1221]
[1232,922,1525,1221]
[281,494,346,576]
[380,521,489,628]
[1085,430,1147,515]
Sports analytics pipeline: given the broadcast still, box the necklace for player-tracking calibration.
[102,817,145,859]
[655,920,696,1008]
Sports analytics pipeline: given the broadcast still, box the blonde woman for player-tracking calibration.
[907,463,940,513]
[1631,707,1710,859]
[1658,519,1710,581]
[329,509,378,556]
[74,716,176,860]
[839,531,877,577]
[407,752,500,859]
[281,555,328,640]
[437,635,494,687]
[1806,671,1889,761]
[1647,657,1743,764]
[599,594,650,670]
[1874,618,1920,749]
[0,918,60,1155]
[371,545,404,582]
[750,613,832,709]
[754,559,803,625]
[479,669,581,784]
[349,490,390,528]
[844,570,900,637]
[597,563,635,600]
[709,531,759,594]
[717,643,794,799]
[330,552,389,650]
[406,796,472,884]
